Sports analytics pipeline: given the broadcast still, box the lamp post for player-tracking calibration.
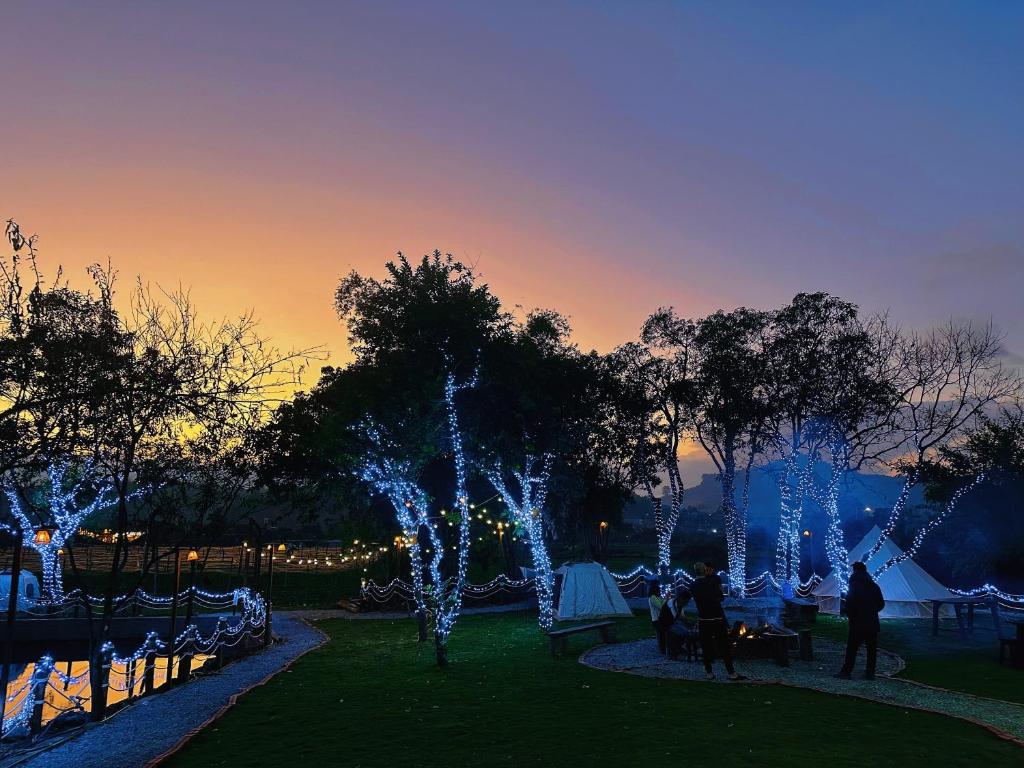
[32,526,54,546]
[183,548,199,626]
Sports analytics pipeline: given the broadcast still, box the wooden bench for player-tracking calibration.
[547,621,617,657]
[998,616,1024,669]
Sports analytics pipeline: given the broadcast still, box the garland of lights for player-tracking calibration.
[774,447,818,586]
[484,454,554,629]
[720,459,747,598]
[641,440,685,586]
[365,565,1024,611]
[872,472,986,577]
[861,471,917,564]
[358,420,433,622]
[808,433,851,585]
[1,586,266,736]
[433,369,476,651]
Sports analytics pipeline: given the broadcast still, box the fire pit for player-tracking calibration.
[731,621,799,666]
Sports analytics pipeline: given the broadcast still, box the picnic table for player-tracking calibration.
[927,596,998,637]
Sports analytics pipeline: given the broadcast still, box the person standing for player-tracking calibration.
[680,562,747,681]
[835,560,885,680]
[648,582,668,654]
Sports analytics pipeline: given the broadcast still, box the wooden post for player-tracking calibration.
[0,531,23,730]
[176,628,194,684]
[90,644,113,722]
[214,617,228,669]
[127,657,137,700]
[798,628,813,661]
[183,560,196,627]
[263,602,273,648]
[167,547,181,686]
[28,657,54,734]
[142,633,158,694]
[264,550,274,648]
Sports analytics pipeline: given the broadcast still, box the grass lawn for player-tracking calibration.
[813,614,1023,705]
[165,613,1021,768]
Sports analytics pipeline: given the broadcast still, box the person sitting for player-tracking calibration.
[679,562,747,681]
[835,560,885,680]
[667,606,702,663]
[648,582,667,654]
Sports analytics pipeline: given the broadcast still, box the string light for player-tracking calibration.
[1,586,266,736]
[2,462,150,602]
[484,454,554,630]
[357,368,476,661]
[872,472,986,577]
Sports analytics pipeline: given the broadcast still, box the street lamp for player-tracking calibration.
[33,526,54,546]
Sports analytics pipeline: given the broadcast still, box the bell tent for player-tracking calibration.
[0,570,41,611]
[555,562,632,621]
[812,526,955,619]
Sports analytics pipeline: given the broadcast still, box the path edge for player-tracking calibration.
[144,618,331,767]
[578,643,1024,750]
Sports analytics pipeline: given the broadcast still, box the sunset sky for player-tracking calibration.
[4,2,1022,481]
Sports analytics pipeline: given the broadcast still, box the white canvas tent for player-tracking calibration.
[812,526,954,619]
[555,562,632,621]
[0,570,41,611]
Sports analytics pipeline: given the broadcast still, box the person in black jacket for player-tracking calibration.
[679,563,747,681]
[835,560,885,680]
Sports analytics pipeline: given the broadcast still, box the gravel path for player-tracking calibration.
[6,613,327,768]
[581,638,1024,746]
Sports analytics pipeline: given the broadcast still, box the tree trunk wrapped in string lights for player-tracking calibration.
[3,462,123,602]
[485,454,554,629]
[358,369,476,667]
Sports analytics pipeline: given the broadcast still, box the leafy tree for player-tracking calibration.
[334,252,505,665]
[919,407,1024,584]
[762,293,889,584]
[2,219,313,718]
[863,322,1023,577]
[687,307,770,595]
[468,310,604,628]
[607,312,693,580]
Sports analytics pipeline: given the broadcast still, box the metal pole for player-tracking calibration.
[267,546,275,607]
[264,547,274,648]
[183,559,196,627]
[0,531,23,729]
[167,547,181,686]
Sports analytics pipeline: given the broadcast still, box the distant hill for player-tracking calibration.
[624,460,925,535]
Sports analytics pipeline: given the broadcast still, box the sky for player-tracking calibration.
[3,2,1022,480]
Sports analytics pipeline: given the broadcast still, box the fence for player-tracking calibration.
[0,540,385,578]
[1,586,267,742]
